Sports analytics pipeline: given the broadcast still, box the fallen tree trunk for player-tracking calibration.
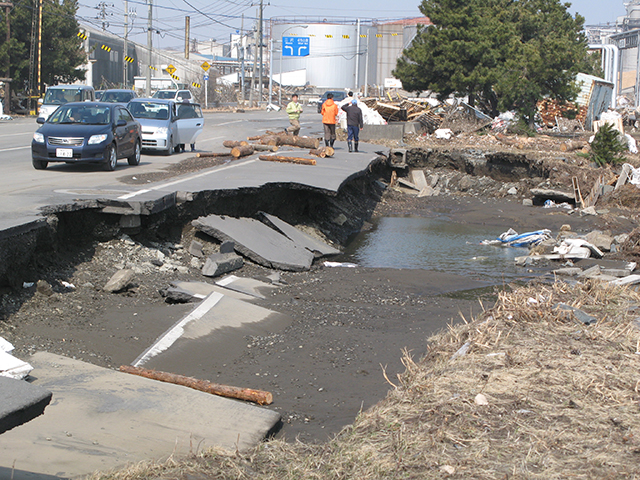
[119,365,274,405]
[309,146,335,158]
[223,140,248,148]
[247,135,263,141]
[560,140,587,152]
[259,154,316,166]
[231,145,255,158]
[279,136,320,149]
[250,143,278,152]
[196,152,233,158]
[259,135,279,146]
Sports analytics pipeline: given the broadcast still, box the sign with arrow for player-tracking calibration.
[282,36,310,57]
[166,64,176,74]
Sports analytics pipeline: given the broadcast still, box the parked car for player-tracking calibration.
[37,85,95,122]
[127,98,203,154]
[100,89,137,105]
[152,89,193,103]
[317,90,347,113]
[31,102,141,171]
[95,90,105,100]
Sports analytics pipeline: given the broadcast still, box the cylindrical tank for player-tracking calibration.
[272,20,376,90]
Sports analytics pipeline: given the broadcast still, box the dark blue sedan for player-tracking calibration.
[31,102,142,171]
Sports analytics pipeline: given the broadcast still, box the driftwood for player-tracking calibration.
[309,146,335,158]
[259,154,316,166]
[231,145,255,158]
[250,143,278,152]
[196,152,233,158]
[223,140,248,148]
[119,365,273,405]
[560,140,587,152]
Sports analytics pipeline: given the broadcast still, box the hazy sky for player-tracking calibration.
[75,0,630,50]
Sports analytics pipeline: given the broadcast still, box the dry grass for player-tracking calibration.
[89,280,640,479]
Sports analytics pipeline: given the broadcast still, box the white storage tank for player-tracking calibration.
[271,18,377,90]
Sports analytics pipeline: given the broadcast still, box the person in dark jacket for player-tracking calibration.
[341,99,364,152]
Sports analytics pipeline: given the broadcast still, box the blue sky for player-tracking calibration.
[75,0,630,50]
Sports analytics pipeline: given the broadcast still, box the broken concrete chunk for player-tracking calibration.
[202,252,244,278]
[585,231,613,252]
[553,267,582,276]
[0,376,52,435]
[188,240,204,258]
[554,303,597,325]
[103,269,135,293]
[577,265,601,278]
[220,240,235,254]
[611,274,640,286]
[259,212,340,258]
[530,187,574,203]
[410,169,428,190]
[193,215,314,272]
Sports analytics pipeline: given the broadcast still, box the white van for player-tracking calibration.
[37,85,96,121]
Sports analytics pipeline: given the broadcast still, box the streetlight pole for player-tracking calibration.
[268,37,273,106]
[123,0,128,86]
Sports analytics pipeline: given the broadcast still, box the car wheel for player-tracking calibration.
[164,137,174,156]
[32,158,48,170]
[104,144,117,171]
[128,140,141,166]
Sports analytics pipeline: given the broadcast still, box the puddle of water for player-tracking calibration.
[339,216,533,283]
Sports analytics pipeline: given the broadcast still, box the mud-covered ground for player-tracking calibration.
[1,177,637,444]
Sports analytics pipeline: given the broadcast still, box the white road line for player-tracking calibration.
[215,120,244,126]
[0,132,34,139]
[196,135,223,143]
[0,146,31,152]
[132,291,224,367]
[117,158,256,200]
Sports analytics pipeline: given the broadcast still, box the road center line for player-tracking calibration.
[0,132,34,139]
[215,120,244,126]
[0,146,31,153]
[117,158,257,200]
[196,135,223,143]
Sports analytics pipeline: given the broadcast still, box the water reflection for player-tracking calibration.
[340,217,532,282]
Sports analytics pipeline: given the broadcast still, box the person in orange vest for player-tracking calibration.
[321,92,339,147]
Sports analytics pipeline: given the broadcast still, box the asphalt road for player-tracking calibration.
[0,109,328,230]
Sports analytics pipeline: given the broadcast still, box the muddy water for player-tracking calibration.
[340,216,531,283]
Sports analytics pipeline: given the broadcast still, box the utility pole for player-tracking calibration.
[37,0,42,98]
[184,16,190,59]
[355,18,360,90]
[145,0,152,96]
[257,0,263,105]
[96,1,111,31]
[249,25,256,106]
[240,14,245,104]
[123,0,128,86]
[0,2,12,113]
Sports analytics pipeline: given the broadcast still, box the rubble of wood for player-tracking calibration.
[536,98,587,131]
[361,96,445,133]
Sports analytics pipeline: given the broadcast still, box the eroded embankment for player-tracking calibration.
[0,147,560,292]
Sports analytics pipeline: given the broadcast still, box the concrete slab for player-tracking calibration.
[0,352,281,479]
[259,212,340,257]
[170,280,255,301]
[215,274,277,299]
[132,292,292,376]
[193,214,314,271]
[0,377,52,435]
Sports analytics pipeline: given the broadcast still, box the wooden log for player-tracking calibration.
[259,135,279,146]
[223,140,248,148]
[231,145,255,158]
[309,146,335,158]
[560,140,587,152]
[250,143,278,152]
[247,135,262,141]
[196,152,233,158]
[119,365,273,405]
[279,136,320,149]
[259,154,316,166]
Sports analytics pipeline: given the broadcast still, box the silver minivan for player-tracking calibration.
[127,98,203,154]
[37,85,95,121]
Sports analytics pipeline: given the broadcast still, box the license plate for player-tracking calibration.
[56,148,73,158]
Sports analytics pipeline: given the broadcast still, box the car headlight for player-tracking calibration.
[88,134,108,145]
[33,132,44,143]
[155,127,168,135]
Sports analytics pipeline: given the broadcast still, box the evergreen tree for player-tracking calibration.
[394,0,595,124]
[0,0,86,95]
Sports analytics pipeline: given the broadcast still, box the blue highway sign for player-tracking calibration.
[282,36,310,57]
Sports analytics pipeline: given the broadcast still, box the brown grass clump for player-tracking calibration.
[89,280,640,479]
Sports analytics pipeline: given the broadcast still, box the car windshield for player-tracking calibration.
[102,91,134,103]
[128,101,169,120]
[43,88,83,105]
[152,91,177,99]
[48,105,111,125]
